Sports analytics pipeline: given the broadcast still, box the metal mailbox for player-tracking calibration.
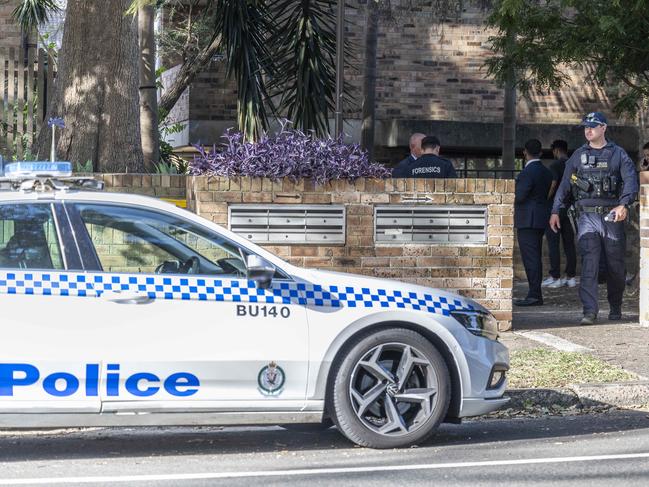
[375,205,487,244]
[229,205,345,244]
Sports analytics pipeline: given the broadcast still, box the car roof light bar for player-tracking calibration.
[1,160,73,178]
[0,159,104,192]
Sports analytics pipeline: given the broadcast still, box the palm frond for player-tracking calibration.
[215,0,277,141]
[12,0,60,31]
[268,0,337,137]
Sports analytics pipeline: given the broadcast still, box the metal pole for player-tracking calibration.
[334,0,344,136]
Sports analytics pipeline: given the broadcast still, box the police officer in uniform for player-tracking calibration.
[550,112,639,325]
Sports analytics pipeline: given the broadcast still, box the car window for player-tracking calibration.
[0,204,64,270]
[74,203,248,276]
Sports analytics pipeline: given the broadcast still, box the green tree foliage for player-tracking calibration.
[486,0,649,115]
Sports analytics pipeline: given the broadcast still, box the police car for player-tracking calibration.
[0,161,508,449]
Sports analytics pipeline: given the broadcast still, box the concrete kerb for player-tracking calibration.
[506,381,649,411]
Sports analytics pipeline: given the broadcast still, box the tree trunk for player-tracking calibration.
[501,28,517,170]
[638,102,647,161]
[502,72,517,170]
[158,35,221,119]
[361,2,379,160]
[139,4,159,172]
[35,0,144,173]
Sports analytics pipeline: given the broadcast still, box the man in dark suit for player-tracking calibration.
[393,135,457,178]
[514,139,554,306]
[392,133,425,176]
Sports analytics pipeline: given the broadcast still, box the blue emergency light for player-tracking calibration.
[1,161,72,178]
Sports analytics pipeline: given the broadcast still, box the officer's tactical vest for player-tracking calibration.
[572,146,622,208]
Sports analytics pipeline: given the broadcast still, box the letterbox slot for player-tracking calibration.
[375,205,487,244]
[229,205,345,244]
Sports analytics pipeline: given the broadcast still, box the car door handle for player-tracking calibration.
[101,291,153,305]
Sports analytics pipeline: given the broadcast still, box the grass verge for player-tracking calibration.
[508,348,637,389]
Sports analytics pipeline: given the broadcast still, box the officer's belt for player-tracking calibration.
[577,205,616,214]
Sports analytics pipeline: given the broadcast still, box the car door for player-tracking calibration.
[0,201,101,413]
[66,201,309,413]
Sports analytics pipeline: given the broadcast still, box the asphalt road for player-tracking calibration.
[1,410,649,486]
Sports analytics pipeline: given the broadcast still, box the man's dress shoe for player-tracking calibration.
[513,298,543,307]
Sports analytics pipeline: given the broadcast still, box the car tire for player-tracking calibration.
[329,328,450,449]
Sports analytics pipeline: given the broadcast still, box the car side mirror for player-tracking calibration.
[246,255,276,289]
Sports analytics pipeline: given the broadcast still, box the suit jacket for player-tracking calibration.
[514,160,553,229]
[392,155,416,177]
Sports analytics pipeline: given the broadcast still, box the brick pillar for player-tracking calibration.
[640,185,649,327]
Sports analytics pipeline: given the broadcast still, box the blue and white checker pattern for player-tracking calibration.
[305,284,474,316]
[0,271,95,297]
[0,271,474,316]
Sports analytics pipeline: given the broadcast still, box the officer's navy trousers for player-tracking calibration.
[577,213,626,315]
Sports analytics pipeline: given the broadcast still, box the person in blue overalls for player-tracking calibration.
[550,112,639,325]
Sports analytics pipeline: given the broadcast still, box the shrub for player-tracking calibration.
[189,122,390,184]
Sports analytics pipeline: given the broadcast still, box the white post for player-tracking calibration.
[641,185,649,327]
[50,125,56,162]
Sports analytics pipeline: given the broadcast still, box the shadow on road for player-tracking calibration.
[0,410,647,462]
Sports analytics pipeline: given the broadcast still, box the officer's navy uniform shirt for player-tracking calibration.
[552,141,639,214]
[392,154,457,178]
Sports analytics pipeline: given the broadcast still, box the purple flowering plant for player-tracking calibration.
[190,121,390,184]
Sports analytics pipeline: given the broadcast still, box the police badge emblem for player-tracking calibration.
[258,362,285,395]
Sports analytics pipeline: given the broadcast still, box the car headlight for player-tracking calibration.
[450,310,499,340]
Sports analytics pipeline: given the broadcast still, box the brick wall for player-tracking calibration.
[177,3,630,135]
[0,1,21,49]
[345,4,620,125]
[96,174,186,199]
[641,185,649,327]
[186,176,515,331]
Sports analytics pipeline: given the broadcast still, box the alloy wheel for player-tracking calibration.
[348,342,439,437]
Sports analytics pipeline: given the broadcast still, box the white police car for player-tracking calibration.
[0,161,508,448]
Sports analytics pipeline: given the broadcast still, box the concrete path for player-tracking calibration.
[505,280,648,378]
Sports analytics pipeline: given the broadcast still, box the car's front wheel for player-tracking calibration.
[330,328,450,448]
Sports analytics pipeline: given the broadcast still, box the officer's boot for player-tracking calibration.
[580,313,597,326]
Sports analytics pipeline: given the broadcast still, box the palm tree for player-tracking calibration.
[17,0,340,151]
[155,0,340,139]
[268,0,338,137]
